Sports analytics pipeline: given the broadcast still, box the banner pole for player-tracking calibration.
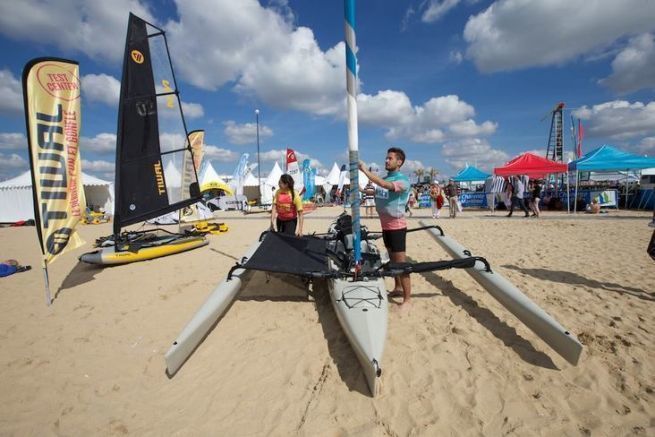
[42,261,52,306]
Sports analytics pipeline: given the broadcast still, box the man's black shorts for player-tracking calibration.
[382,228,407,253]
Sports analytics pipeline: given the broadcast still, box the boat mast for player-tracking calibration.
[344,0,362,267]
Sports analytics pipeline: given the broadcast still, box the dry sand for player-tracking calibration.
[0,206,653,436]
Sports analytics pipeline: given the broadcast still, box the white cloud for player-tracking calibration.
[359,92,496,143]
[223,120,274,145]
[441,138,509,170]
[204,144,239,162]
[422,0,461,23]
[463,0,655,73]
[599,33,655,94]
[572,100,655,141]
[256,148,323,171]
[181,102,204,119]
[0,69,23,115]
[159,133,186,150]
[358,90,414,126]
[80,133,116,154]
[82,159,114,173]
[0,153,28,180]
[449,50,464,64]
[0,152,27,170]
[165,0,345,116]
[0,0,155,63]
[259,149,287,164]
[0,132,26,150]
[81,74,120,106]
[401,159,426,173]
[635,137,655,154]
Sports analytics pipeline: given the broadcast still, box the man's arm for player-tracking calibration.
[358,162,395,191]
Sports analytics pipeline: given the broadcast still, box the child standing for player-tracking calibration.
[271,174,304,236]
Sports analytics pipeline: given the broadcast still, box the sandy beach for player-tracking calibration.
[0,206,653,436]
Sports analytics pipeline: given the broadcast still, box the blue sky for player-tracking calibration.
[1,0,654,182]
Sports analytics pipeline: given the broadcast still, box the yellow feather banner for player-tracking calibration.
[23,58,86,268]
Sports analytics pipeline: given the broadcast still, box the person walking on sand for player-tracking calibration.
[359,147,412,309]
[507,176,530,217]
[270,174,304,236]
[530,180,542,217]
[363,181,376,217]
[444,179,459,218]
[429,181,443,218]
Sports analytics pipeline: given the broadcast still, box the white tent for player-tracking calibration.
[198,161,223,186]
[342,169,370,189]
[325,162,341,185]
[261,162,284,205]
[0,170,114,223]
[314,175,326,186]
[243,171,260,187]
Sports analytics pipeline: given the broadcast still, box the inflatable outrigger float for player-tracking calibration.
[165,214,582,396]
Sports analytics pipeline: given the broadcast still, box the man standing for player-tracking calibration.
[359,147,411,309]
[444,179,459,218]
[507,175,530,217]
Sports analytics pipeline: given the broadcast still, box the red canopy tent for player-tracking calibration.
[494,153,567,178]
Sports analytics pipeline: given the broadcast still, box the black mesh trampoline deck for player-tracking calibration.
[242,232,332,276]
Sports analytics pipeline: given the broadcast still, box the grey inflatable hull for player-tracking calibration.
[419,220,582,365]
[165,240,262,375]
[328,239,388,396]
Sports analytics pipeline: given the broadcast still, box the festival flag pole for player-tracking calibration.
[42,262,52,306]
[344,0,362,267]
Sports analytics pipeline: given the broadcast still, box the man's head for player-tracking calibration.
[385,147,405,171]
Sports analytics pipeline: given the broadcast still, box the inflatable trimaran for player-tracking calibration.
[165,1,582,397]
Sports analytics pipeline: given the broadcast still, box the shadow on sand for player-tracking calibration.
[176,269,370,396]
[310,279,371,397]
[240,273,370,396]
[54,261,103,302]
[410,256,558,369]
[502,264,654,302]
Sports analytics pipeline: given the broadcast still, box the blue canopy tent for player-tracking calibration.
[568,145,655,211]
[453,165,491,182]
[452,166,492,209]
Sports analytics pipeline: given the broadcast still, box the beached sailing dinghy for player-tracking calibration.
[79,14,208,266]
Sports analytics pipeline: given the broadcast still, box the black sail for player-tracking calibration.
[113,13,200,234]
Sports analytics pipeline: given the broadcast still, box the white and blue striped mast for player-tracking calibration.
[344,0,362,268]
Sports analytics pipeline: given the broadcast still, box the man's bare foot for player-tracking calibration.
[393,300,412,313]
[387,290,403,298]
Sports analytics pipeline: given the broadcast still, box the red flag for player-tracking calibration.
[577,120,584,158]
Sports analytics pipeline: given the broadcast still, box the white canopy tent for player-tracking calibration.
[325,162,341,185]
[0,170,114,223]
[198,161,222,186]
[261,162,284,205]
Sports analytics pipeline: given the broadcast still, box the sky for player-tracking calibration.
[0,0,654,182]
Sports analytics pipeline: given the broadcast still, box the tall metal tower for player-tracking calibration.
[544,102,565,162]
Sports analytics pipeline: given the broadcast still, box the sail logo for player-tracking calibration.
[131,50,145,64]
[136,100,156,117]
[287,150,296,162]
[35,63,80,101]
[161,79,176,109]
[154,161,166,195]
